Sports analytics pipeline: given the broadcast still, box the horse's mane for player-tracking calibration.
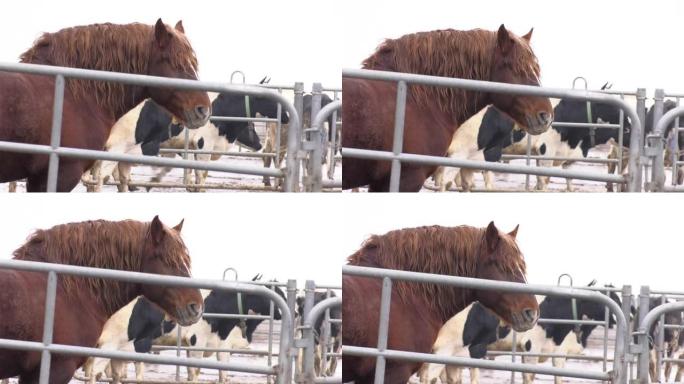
[19,22,198,114]
[362,28,540,120]
[347,225,526,319]
[13,219,191,313]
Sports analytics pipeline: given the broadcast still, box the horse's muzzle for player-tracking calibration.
[525,112,553,135]
[183,106,211,129]
[176,302,203,326]
[511,308,539,332]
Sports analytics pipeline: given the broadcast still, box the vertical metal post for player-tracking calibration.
[374,277,392,383]
[621,286,633,379]
[308,83,323,192]
[617,94,625,192]
[287,279,298,376]
[275,88,283,172]
[603,289,609,375]
[631,88,647,192]
[637,286,651,384]
[38,271,58,384]
[328,90,340,180]
[672,98,681,186]
[388,81,407,192]
[525,134,532,191]
[656,295,666,381]
[46,75,65,192]
[267,284,275,384]
[183,127,191,188]
[510,331,517,384]
[176,325,182,381]
[302,280,316,379]
[285,82,304,192]
[651,89,666,191]
[320,289,332,375]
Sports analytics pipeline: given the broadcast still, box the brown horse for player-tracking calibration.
[342,222,539,383]
[0,216,203,384]
[342,25,554,191]
[0,19,211,191]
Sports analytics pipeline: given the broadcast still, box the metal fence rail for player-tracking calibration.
[0,61,304,192]
[0,258,294,384]
[342,265,630,384]
[299,297,342,384]
[341,68,644,192]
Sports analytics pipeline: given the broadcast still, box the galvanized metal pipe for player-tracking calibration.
[46,75,65,192]
[636,301,684,384]
[38,271,57,384]
[389,81,407,192]
[302,297,342,384]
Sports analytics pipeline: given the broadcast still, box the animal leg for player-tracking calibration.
[217,351,230,383]
[522,355,540,384]
[444,366,462,384]
[552,357,567,384]
[470,367,480,384]
[186,349,204,381]
[459,168,475,192]
[483,171,494,190]
[135,362,144,381]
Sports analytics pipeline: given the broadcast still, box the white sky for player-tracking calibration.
[342,0,684,94]
[0,0,340,90]
[0,195,343,289]
[341,194,681,293]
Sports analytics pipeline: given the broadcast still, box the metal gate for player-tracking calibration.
[341,265,631,384]
[341,68,644,192]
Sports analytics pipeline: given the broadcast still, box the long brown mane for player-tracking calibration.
[347,225,526,319]
[362,28,540,119]
[12,219,191,313]
[19,22,199,113]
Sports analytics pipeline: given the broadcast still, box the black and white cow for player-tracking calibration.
[295,291,342,376]
[86,282,285,383]
[421,285,622,384]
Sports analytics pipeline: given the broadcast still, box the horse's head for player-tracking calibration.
[489,25,552,136]
[146,19,211,129]
[139,216,203,326]
[474,221,538,332]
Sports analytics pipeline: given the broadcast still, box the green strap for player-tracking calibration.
[244,95,251,118]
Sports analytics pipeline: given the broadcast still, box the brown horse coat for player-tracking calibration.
[342,25,553,191]
[0,20,211,191]
[0,217,202,384]
[342,222,539,383]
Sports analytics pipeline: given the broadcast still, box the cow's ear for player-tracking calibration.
[485,221,500,252]
[508,225,519,239]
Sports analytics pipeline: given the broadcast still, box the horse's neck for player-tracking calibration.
[65,279,140,320]
[112,88,148,121]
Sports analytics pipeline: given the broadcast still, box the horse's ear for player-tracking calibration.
[174,20,185,33]
[522,28,534,42]
[485,221,500,251]
[173,219,184,233]
[154,18,173,49]
[151,215,165,244]
[496,24,514,55]
[508,224,519,239]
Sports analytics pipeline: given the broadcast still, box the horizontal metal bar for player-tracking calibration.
[321,180,342,189]
[499,154,618,164]
[202,313,271,320]
[73,375,208,384]
[342,148,626,183]
[151,346,279,356]
[0,141,283,178]
[210,116,278,123]
[342,346,611,381]
[0,338,275,374]
[537,318,606,326]
[552,122,621,129]
[314,377,342,384]
[488,351,614,362]
[88,180,278,192]
[157,148,276,158]
[328,319,342,324]
[662,324,684,329]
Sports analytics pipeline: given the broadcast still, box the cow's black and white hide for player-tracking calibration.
[421,286,621,384]
[433,101,581,192]
[85,282,285,383]
[295,291,342,376]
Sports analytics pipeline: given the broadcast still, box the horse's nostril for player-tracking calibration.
[522,308,538,322]
[188,302,202,316]
[195,105,210,119]
[538,111,552,125]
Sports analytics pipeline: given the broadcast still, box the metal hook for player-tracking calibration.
[222,267,238,281]
[557,273,573,286]
[230,70,246,84]
[572,76,588,90]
